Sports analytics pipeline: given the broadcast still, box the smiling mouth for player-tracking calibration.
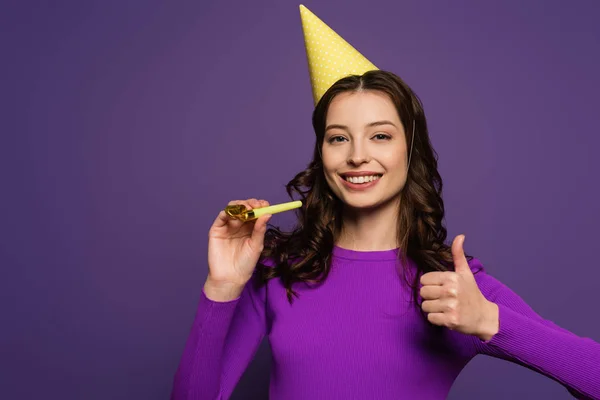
[341,174,383,184]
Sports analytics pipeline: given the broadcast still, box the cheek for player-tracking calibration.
[322,168,341,195]
[379,155,408,185]
[381,152,407,172]
[322,150,344,173]
[320,154,338,184]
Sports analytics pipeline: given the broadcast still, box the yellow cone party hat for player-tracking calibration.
[299,4,378,105]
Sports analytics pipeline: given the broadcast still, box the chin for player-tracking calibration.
[339,196,384,210]
[337,190,401,212]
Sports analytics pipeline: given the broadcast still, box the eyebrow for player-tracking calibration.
[325,120,398,132]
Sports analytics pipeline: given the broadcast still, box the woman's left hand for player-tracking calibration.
[420,235,500,341]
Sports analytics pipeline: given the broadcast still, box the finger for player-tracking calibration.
[420,285,445,300]
[249,214,272,252]
[258,199,270,208]
[212,209,248,230]
[452,234,466,263]
[452,234,472,276]
[421,299,444,314]
[247,198,261,209]
[253,213,271,231]
[212,210,231,229]
[426,312,446,327]
[420,271,446,286]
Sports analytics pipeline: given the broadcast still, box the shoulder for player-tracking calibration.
[466,256,513,301]
[258,254,304,269]
[466,256,486,274]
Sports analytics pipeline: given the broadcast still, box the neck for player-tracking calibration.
[335,200,400,251]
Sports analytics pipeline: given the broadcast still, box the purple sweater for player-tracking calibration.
[171,246,600,399]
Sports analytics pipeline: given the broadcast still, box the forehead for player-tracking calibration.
[326,90,400,124]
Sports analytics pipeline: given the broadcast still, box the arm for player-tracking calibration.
[170,273,268,400]
[472,262,600,399]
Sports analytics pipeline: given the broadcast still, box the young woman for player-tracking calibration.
[170,71,600,400]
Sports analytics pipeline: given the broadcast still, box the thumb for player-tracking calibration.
[249,214,272,252]
[452,234,472,276]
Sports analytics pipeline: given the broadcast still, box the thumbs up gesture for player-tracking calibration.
[420,235,500,341]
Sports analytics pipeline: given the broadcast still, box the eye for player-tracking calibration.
[327,136,347,144]
[373,133,392,141]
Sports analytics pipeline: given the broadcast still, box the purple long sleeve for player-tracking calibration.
[170,248,600,399]
[473,264,600,399]
[170,276,267,400]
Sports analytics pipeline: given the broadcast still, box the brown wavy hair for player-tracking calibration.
[257,70,472,313]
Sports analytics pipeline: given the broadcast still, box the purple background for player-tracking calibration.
[2,0,599,399]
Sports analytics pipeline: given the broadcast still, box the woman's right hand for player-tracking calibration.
[205,198,272,301]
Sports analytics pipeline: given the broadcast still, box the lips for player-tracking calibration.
[343,174,381,184]
[339,171,382,177]
[339,171,382,182]
[338,173,382,190]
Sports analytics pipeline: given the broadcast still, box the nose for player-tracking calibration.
[347,141,370,166]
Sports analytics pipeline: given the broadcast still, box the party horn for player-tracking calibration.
[224,200,302,221]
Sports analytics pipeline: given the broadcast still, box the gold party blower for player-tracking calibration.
[224,200,303,222]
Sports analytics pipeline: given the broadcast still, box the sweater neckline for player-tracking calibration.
[332,245,400,261]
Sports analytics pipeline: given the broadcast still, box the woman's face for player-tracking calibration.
[321,90,408,211]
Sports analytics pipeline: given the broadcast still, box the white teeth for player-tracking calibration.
[345,175,381,184]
